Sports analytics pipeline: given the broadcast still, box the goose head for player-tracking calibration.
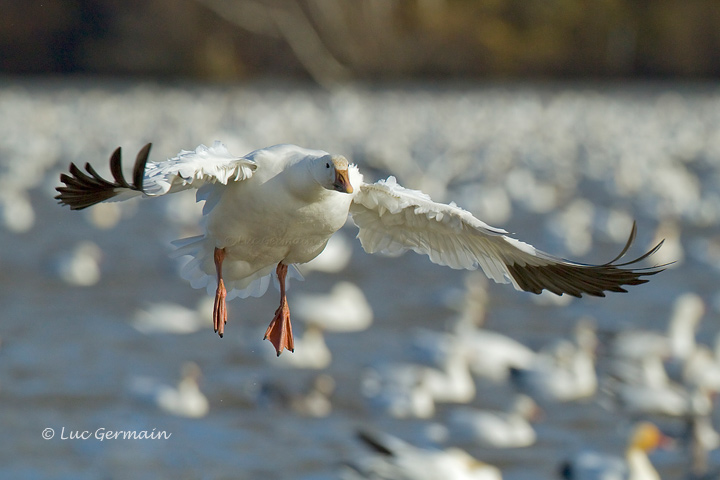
[310,154,354,194]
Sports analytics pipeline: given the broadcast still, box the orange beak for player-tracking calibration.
[333,168,353,193]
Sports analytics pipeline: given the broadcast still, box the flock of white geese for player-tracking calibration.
[122,243,715,479]
[7,83,719,478]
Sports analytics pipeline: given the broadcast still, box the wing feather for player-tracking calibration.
[350,177,667,297]
[143,141,256,196]
[55,145,150,210]
[56,141,256,210]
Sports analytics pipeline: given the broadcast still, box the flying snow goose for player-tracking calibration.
[56,142,667,356]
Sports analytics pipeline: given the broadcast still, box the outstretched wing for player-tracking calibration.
[349,176,666,297]
[55,141,257,210]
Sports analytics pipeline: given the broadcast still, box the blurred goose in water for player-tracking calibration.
[412,325,534,383]
[445,394,540,448]
[606,337,714,418]
[128,362,209,418]
[614,377,713,417]
[131,297,213,334]
[51,240,103,287]
[458,328,536,382]
[610,293,705,363]
[442,273,536,382]
[560,422,669,480]
[362,342,475,419]
[511,319,598,402]
[683,335,720,392]
[344,429,502,480]
[292,281,373,332]
[255,373,336,417]
[57,142,666,355]
[361,359,437,419]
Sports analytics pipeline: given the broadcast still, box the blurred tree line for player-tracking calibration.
[2,0,719,85]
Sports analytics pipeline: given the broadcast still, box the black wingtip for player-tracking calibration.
[507,221,669,298]
[133,143,152,192]
[56,145,150,210]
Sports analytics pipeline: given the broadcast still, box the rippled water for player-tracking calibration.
[1,78,720,479]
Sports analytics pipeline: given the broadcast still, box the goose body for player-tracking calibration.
[56,142,666,355]
[347,429,503,480]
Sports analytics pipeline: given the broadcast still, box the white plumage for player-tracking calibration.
[346,429,503,480]
[56,142,666,355]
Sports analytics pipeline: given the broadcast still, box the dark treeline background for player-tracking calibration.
[2,0,719,84]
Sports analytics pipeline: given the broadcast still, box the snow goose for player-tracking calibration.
[56,142,667,355]
[457,328,536,382]
[361,363,437,419]
[683,342,720,392]
[610,292,705,363]
[412,325,534,383]
[361,346,475,419]
[510,319,598,402]
[255,373,336,417]
[445,394,540,448]
[50,240,103,287]
[615,379,713,417]
[131,297,213,335]
[345,429,502,480]
[606,331,713,418]
[560,422,669,480]
[128,362,209,418]
[292,281,373,332]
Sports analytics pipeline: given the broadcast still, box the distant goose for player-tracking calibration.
[345,429,502,480]
[292,281,373,332]
[610,293,705,363]
[614,379,712,417]
[56,143,666,355]
[255,373,336,417]
[560,422,670,480]
[50,240,103,287]
[457,328,536,382]
[128,362,209,418]
[131,297,213,335]
[510,319,598,402]
[361,361,437,419]
[445,395,540,448]
[362,341,478,419]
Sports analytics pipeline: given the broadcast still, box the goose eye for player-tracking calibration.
[326,162,330,168]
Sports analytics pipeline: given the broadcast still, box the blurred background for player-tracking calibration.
[4,0,720,82]
[2,1,720,479]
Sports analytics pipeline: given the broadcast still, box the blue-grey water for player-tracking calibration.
[1,78,720,479]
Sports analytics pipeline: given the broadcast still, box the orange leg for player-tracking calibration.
[213,247,228,337]
[263,263,295,356]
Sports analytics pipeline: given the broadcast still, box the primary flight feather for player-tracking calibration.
[56,142,666,355]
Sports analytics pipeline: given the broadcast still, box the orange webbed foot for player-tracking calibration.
[264,301,295,356]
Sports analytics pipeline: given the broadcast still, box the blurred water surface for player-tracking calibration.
[1,79,720,479]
